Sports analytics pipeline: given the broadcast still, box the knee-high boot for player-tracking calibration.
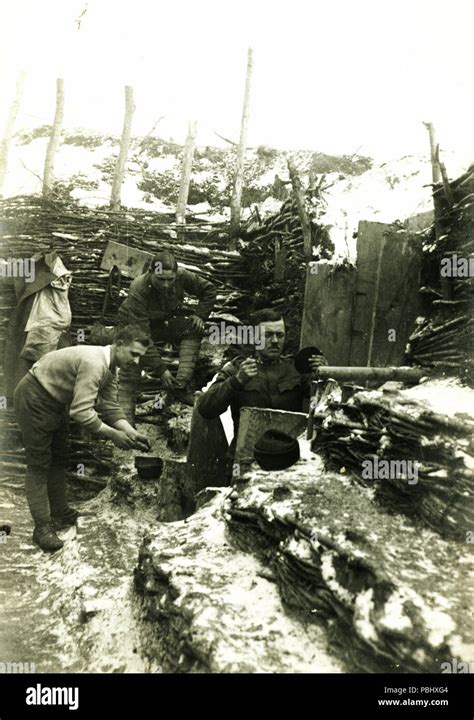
[47,465,69,517]
[25,468,51,526]
[175,336,201,386]
[25,467,63,551]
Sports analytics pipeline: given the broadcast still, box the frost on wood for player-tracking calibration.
[225,451,473,673]
[134,490,345,673]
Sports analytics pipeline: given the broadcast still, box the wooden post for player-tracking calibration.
[43,78,64,197]
[0,71,25,197]
[274,237,287,280]
[110,85,135,211]
[423,121,452,300]
[176,121,197,226]
[287,159,312,258]
[230,48,253,237]
[423,122,441,185]
[435,144,454,207]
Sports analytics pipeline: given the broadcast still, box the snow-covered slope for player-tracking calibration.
[2,126,471,261]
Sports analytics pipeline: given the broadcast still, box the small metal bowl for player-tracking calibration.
[134,456,164,480]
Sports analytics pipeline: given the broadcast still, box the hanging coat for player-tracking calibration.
[3,252,71,401]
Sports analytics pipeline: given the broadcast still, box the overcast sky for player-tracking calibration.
[0,0,472,160]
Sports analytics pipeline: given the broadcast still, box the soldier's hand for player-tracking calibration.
[160,369,176,390]
[134,433,151,452]
[112,430,136,450]
[189,315,205,333]
[308,354,328,373]
[125,427,151,452]
[236,358,259,386]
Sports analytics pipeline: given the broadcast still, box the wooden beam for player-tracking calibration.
[176,121,197,226]
[110,85,135,211]
[287,159,312,258]
[230,48,253,236]
[43,78,64,197]
[0,71,25,197]
[312,367,426,382]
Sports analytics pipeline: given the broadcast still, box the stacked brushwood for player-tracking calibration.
[225,461,473,673]
[0,195,249,377]
[311,384,474,540]
[407,165,474,383]
[239,191,334,352]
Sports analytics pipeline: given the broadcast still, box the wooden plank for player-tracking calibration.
[349,221,424,367]
[100,240,153,278]
[369,227,424,366]
[349,221,385,366]
[300,261,356,365]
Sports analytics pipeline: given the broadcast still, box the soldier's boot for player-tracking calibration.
[33,524,64,552]
[174,337,202,406]
[48,465,80,530]
[26,468,63,552]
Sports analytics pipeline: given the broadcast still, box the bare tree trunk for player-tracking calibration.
[287,159,312,259]
[230,48,253,236]
[110,85,135,211]
[0,71,25,197]
[43,78,64,197]
[176,121,197,225]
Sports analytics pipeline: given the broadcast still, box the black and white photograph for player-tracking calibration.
[0,0,472,713]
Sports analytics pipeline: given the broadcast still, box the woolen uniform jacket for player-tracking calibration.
[117,267,217,375]
[198,355,311,436]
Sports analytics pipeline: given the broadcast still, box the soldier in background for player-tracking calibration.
[117,250,217,415]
